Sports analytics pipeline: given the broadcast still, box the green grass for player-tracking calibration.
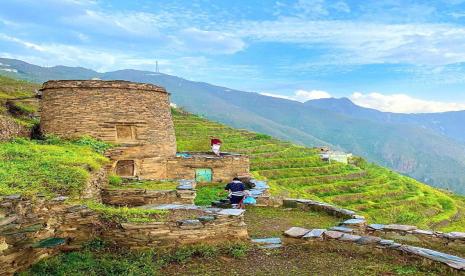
[245,207,341,237]
[0,137,109,198]
[173,110,465,231]
[82,201,167,223]
[0,75,39,126]
[194,182,228,206]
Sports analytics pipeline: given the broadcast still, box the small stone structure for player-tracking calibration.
[102,180,196,207]
[167,153,250,182]
[39,80,249,181]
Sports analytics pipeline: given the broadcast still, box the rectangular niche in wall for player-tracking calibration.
[115,160,135,177]
[116,125,136,141]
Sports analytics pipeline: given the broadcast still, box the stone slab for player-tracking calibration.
[401,245,465,270]
[368,224,385,231]
[0,216,17,227]
[339,234,361,242]
[341,218,366,226]
[446,232,465,240]
[329,226,354,233]
[216,209,246,216]
[303,229,326,239]
[378,239,395,246]
[324,230,344,239]
[284,227,310,238]
[412,229,434,235]
[356,236,382,245]
[251,237,282,244]
[383,224,417,231]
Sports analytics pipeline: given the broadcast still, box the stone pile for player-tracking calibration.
[284,227,465,271]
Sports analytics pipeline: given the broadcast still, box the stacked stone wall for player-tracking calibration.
[167,154,250,182]
[0,197,99,275]
[102,209,248,249]
[101,188,195,206]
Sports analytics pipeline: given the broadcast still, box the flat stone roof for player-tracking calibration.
[40,80,167,93]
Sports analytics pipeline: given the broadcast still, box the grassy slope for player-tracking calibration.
[173,110,465,232]
[0,75,40,127]
[0,137,109,198]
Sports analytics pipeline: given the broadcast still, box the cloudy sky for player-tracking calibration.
[1,0,465,113]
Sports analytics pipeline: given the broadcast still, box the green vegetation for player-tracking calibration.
[0,137,109,197]
[195,182,228,206]
[25,241,452,275]
[0,75,39,127]
[173,111,465,231]
[24,242,252,275]
[245,207,341,237]
[83,201,167,223]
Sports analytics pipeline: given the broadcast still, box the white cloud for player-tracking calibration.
[228,18,465,65]
[177,28,245,54]
[261,89,331,102]
[350,92,465,113]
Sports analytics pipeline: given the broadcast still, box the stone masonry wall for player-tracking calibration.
[101,188,195,206]
[40,80,177,179]
[167,154,250,182]
[101,209,248,249]
[0,196,99,276]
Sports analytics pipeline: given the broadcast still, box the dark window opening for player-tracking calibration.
[115,160,135,177]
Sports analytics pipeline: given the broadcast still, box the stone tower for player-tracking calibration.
[40,80,177,179]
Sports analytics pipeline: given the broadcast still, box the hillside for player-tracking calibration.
[2,58,465,196]
[172,110,465,232]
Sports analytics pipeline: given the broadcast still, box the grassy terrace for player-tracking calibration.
[0,137,109,198]
[173,110,465,231]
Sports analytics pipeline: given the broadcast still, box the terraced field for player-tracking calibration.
[173,110,465,232]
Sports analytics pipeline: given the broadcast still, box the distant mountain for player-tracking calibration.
[1,57,465,195]
[306,97,465,144]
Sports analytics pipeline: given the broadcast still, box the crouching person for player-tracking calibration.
[225,177,246,209]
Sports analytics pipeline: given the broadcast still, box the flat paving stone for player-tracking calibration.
[284,227,310,238]
[251,237,282,244]
[324,230,344,239]
[216,209,245,216]
[52,196,69,201]
[303,229,326,239]
[368,224,385,231]
[357,236,382,245]
[378,239,395,246]
[339,234,362,242]
[400,245,465,270]
[329,226,354,233]
[446,232,465,240]
[341,218,366,226]
[383,224,417,231]
[412,229,434,235]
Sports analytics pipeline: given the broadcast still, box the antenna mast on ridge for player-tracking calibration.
[155,61,159,73]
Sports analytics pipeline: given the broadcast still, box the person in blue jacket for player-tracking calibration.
[225,177,246,207]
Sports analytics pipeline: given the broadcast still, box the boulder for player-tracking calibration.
[284,227,310,238]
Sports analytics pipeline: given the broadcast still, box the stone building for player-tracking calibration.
[40,80,249,181]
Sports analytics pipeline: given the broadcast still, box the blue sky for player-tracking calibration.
[1,0,465,113]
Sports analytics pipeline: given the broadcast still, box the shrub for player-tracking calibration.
[108,174,123,186]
